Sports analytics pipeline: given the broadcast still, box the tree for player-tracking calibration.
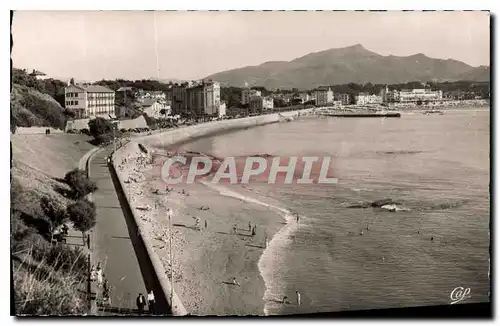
[159,108,167,116]
[40,196,68,242]
[67,199,96,239]
[64,169,98,199]
[70,78,75,85]
[88,117,114,138]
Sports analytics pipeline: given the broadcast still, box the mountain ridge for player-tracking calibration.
[205,44,490,90]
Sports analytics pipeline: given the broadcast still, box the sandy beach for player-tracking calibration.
[114,144,287,315]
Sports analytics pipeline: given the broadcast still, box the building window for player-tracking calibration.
[75,100,79,105]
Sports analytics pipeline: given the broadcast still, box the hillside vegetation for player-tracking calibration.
[11,68,71,131]
[11,134,96,315]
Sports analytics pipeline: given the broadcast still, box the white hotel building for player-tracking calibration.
[65,84,115,119]
[241,89,262,105]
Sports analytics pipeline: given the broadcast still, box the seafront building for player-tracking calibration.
[315,86,334,106]
[241,89,262,105]
[249,96,274,114]
[356,93,383,105]
[64,83,115,119]
[170,80,221,117]
[335,93,351,106]
[380,85,443,103]
[139,98,169,119]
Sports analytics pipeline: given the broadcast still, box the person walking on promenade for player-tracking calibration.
[205,220,208,229]
[296,291,301,306]
[136,293,146,315]
[96,263,103,286]
[90,265,97,282]
[147,290,156,315]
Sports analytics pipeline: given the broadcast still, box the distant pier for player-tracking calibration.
[323,112,401,118]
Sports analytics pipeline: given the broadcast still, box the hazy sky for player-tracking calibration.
[12,11,490,81]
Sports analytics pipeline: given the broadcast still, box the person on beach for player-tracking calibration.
[360,230,364,236]
[296,291,301,306]
[136,293,146,315]
[248,222,252,232]
[231,277,240,286]
[251,226,256,237]
[431,236,434,241]
[282,296,289,304]
[147,290,155,314]
[205,220,208,229]
[233,225,237,234]
[366,225,369,231]
[265,237,269,248]
[296,214,300,223]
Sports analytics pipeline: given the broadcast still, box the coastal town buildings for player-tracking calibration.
[399,89,443,103]
[219,101,227,117]
[315,86,334,106]
[249,96,274,113]
[171,80,221,117]
[64,84,115,119]
[380,85,442,103]
[355,93,383,105]
[299,93,312,103]
[335,93,351,105]
[139,98,169,119]
[241,89,262,105]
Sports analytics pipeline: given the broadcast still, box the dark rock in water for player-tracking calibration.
[347,202,371,208]
[371,199,400,207]
[346,198,403,209]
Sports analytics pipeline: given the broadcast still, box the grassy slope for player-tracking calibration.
[11,134,96,315]
[11,84,67,129]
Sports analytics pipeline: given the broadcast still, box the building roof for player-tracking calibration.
[317,86,331,91]
[83,85,115,93]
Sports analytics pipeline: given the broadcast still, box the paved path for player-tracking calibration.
[89,147,149,315]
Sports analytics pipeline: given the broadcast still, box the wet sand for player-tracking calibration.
[114,147,285,315]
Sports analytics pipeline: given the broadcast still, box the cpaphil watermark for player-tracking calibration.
[159,154,338,185]
[450,287,471,305]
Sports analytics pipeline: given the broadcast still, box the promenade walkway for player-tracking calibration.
[86,145,171,315]
[88,147,157,315]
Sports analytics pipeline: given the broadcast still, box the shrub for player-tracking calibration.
[88,117,113,138]
[67,199,96,235]
[64,169,97,199]
[40,196,68,239]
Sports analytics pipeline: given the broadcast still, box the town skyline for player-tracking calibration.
[12,11,490,82]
